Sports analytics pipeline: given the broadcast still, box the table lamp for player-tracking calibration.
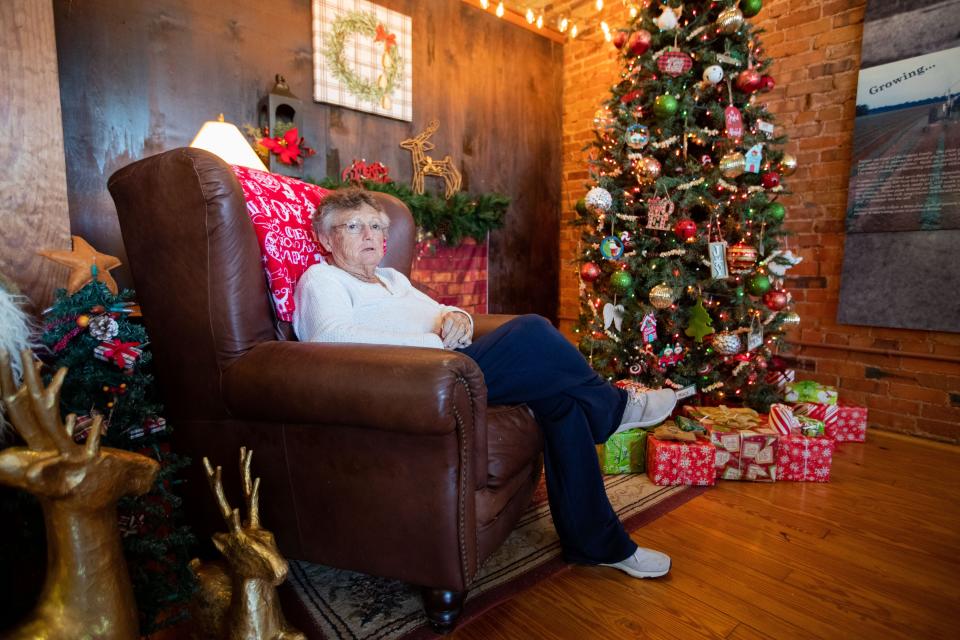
[189,114,268,171]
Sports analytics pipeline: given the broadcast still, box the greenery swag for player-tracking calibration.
[310,176,509,247]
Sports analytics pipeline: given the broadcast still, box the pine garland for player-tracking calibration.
[310,176,510,247]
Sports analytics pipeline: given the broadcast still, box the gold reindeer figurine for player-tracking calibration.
[399,118,463,199]
[190,448,304,640]
[0,349,159,640]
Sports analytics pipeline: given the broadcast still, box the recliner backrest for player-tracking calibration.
[108,147,416,418]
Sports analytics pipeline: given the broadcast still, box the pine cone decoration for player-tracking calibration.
[712,331,742,355]
[88,314,119,341]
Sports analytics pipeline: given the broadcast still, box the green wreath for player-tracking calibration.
[323,11,403,104]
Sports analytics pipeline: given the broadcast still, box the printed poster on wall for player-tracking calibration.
[312,0,413,121]
[838,0,960,332]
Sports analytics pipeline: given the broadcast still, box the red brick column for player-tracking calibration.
[410,237,488,314]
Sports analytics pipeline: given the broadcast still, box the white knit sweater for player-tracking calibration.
[292,263,472,348]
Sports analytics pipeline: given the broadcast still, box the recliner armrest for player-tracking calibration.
[221,340,487,436]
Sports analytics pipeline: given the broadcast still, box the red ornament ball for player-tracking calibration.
[627,29,652,56]
[760,75,776,92]
[580,261,601,283]
[735,68,763,93]
[769,355,787,371]
[613,31,628,49]
[761,171,781,188]
[727,242,758,270]
[673,218,697,241]
[763,289,789,311]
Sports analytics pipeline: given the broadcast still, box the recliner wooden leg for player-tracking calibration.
[421,587,466,634]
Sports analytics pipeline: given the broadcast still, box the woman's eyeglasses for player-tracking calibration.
[334,219,389,235]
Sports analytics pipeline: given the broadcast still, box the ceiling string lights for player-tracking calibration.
[471,0,652,41]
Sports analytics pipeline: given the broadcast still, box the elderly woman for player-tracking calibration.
[293,188,677,579]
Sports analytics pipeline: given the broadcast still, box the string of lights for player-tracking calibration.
[467,0,652,42]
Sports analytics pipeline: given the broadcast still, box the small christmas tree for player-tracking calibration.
[573,0,801,409]
[40,282,196,633]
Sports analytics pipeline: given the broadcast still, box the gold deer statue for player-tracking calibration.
[0,349,159,640]
[399,118,463,199]
[189,448,305,640]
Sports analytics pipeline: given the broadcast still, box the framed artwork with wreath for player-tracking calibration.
[312,0,412,121]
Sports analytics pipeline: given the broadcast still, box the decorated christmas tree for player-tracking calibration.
[573,0,802,410]
[39,280,196,633]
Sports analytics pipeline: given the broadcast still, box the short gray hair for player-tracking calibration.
[313,187,386,236]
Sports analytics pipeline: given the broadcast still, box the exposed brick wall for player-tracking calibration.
[411,238,488,314]
[559,0,960,442]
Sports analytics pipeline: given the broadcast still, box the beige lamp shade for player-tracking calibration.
[189,114,268,171]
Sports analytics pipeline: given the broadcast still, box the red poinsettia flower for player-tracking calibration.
[260,128,303,165]
[375,24,397,51]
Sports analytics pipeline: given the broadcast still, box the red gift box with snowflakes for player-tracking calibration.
[827,405,868,442]
[777,434,835,482]
[646,435,717,486]
[794,403,867,442]
[707,427,779,482]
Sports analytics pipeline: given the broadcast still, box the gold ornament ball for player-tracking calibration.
[781,311,801,326]
[719,152,746,178]
[717,7,744,33]
[780,153,798,176]
[77,314,91,328]
[649,284,675,309]
[640,156,661,180]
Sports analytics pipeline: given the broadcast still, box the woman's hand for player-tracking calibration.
[440,311,473,349]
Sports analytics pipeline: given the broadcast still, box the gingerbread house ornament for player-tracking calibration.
[745,143,764,173]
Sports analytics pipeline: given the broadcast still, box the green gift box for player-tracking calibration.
[785,380,838,405]
[598,428,649,474]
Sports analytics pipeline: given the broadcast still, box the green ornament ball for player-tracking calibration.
[740,0,763,17]
[766,202,786,223]
[575,198,588,216]
[653,94,679,119]
[610,270,634,292]
[748,273,772,296]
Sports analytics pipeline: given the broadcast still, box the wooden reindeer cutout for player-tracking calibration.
[190,448,304,640]
[399,119,463,199]
[0,349,158,640]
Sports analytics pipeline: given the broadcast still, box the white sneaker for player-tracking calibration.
[600,547,671,579]
[616,387,678,431]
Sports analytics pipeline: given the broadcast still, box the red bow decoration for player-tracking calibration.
[99,339,141,369]
[342,159,391,184]
[375,24,396,50]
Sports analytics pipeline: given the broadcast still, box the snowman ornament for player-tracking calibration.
[655,4,681,31]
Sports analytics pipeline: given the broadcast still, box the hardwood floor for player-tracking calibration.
[454,431,960,639]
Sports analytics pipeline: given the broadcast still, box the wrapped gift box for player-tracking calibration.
[598,428,648,474]
[793,402,839,429]
[766,368,796,391]
[777,434,835,482]
[707,427,779,482]
[684,405,763,430]
[827,405,868,442]
[646,435,717,486]
[785,380,838,405]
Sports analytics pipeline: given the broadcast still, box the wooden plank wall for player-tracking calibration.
[0,0,72,310]
[53,0,562,319]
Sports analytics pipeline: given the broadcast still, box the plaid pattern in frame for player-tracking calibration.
[312,0,413,121]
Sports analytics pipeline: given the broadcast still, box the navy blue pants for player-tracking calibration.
[459,314,636,564]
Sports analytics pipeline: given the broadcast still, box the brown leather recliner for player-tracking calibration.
[108,148,543,632]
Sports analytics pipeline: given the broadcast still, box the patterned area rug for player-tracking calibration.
[280,474,703,640]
